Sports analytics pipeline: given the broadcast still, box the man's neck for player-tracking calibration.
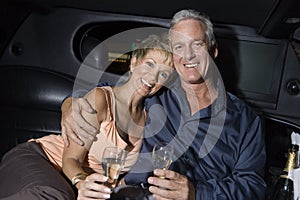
[180,79,218,115]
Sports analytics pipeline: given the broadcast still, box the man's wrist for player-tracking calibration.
[61,96,72,112]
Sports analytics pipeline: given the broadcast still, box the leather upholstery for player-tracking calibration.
[0,65,74,158]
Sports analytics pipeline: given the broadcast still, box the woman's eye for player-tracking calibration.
[160,72,169,79]
[146,61,154,68]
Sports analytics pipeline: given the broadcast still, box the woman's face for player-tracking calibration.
[130,49,173,97]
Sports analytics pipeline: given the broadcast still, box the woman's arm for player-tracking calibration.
[62,139,88,189]
[62,87,108,188]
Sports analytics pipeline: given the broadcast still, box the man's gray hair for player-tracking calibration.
[169,9,217,54]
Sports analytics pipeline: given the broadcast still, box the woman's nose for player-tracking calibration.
[146,70,159,83]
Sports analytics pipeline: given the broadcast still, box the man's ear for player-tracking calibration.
[130,56,137,72]
[209,42,218,59]
[213,48,218,58]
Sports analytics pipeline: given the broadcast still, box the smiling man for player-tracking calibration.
[122,9,267,200]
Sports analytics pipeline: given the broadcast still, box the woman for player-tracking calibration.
[0,34,174,200]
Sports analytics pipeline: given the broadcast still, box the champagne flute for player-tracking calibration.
[102,147,126,188]
[152,142,174,178]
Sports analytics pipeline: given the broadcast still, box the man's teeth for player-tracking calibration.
[184,63,198,68]
[141,78,153,87]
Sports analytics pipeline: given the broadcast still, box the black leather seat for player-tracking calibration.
[0,65,74,158]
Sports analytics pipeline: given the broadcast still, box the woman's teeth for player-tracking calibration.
[141,78,153,87]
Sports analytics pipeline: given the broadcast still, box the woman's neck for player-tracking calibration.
[112,84,146,143]
[112,83,145,112]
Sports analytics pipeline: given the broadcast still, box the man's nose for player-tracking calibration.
[185,46,196,60]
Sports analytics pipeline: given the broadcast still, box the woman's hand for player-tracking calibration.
[77,173,112,200]
[147,169,195,200]
[61,97,98,146]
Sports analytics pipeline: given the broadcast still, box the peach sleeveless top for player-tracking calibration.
[30,86,143,174]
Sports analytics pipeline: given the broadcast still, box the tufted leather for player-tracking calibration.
[0,65,74,158]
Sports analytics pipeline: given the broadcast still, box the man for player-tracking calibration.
[61,9,266,199]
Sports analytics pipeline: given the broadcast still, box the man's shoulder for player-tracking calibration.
[226,92,259,117]
[225,93,264,134]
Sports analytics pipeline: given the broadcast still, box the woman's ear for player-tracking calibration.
[130,56,137,72]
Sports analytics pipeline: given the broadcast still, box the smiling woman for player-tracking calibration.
[0,34,174,199]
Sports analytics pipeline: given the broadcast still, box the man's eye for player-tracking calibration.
[194,43,201,47]
[193,41,206,48]
[173,45,182,51]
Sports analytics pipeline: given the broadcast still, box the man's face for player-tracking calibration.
[170,19,211,84]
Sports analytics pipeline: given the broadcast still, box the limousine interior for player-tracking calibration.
[0,0,299,198]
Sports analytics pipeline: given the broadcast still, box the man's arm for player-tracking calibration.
[193,115,266,199]
[146,115,266,200]
[60,82,112,146]
[61,96,98,146]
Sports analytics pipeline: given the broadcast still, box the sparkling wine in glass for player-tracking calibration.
[102,147,126,188]
[152,142,174,178]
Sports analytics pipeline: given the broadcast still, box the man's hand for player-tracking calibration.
[61,97,98,146]
[148,169,195,200]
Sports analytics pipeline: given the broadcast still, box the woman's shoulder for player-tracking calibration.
[94,86,113,103]
[84,87,112,122]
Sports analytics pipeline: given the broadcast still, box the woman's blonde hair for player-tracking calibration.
[132,34,173,68]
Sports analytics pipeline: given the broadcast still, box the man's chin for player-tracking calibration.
[181,77,205,85]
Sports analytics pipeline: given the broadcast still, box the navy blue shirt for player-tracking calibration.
[123,78,266,199]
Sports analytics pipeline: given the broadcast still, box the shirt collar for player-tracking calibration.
[170,77,229,119]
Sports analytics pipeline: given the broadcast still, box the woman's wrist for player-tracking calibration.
[71,172,88,186]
